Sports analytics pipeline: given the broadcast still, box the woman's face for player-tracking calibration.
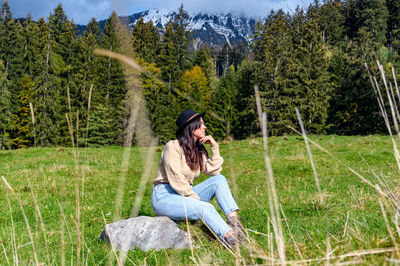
[192,117,206,140]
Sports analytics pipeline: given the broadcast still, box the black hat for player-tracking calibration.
[176,109,206,133]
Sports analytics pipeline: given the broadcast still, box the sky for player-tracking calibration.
[8,0,315,25]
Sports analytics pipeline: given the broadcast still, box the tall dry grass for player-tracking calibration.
[254,85,286,264]
[29,102,36,148]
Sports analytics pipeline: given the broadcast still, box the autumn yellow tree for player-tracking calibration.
[179,66,210,108]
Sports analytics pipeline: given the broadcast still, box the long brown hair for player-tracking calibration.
[176,117,208,171]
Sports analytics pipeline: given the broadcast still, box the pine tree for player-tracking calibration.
[0,60,11,149]
[288,13,332,133]
[158,4,191,84]
[193,44,218,88]
[101,11,126,107]
[158,21,178,83]
[11,76,34,148]
[229,41,247,71]
[5,20,26,147]
[173,4,191,72]
[10,15,39,148]
[4,20,25,83]
[48,4,75,61]
[0,0,12,64]
[32,18,62,146]
[387,0,400,49]
[47,4,77,145]
[69,18,104,145]
[142,62,176,143]
[251,7,333,135]
[18,16,45,147]
[252,9,293,135]
[23,14,41,76]
[131,17,160,63]
[0,0,11,21]
[193,44,218,112]
[216,44,230,76]
[234,58,260,139]
[82,17,103,106]
[307,0,346,47]
[115,16,155,147]
[327,28,385,134]
[209,65,238,139]
[83,103,115,147]
[345,0,388,45]
[96,11,127,145]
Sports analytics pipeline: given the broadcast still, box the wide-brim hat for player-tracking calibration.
[176,109,206,133]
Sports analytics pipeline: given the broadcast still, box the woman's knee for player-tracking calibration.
[210,174,227,184]
[197,202,217,216]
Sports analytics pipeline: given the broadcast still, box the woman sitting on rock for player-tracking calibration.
[151,109,243,246]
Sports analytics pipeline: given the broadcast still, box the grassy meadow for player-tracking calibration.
[0,135,400,264]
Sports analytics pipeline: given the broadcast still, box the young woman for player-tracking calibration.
[151,109,243,246]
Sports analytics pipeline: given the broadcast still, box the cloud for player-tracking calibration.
[9,0,108,24]
[9,0,313,25]
[154,0,311,17]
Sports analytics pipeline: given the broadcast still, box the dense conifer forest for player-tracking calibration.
[0,0,399,149]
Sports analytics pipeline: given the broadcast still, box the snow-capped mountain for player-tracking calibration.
[127,9,256,49]
[91,9,258,50]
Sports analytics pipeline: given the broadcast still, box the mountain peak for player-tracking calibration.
[76,9,257,50]
[126,8,256,49]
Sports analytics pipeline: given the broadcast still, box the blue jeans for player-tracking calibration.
[151,174,239,238]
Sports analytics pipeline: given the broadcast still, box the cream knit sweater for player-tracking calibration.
[153,139,224,200]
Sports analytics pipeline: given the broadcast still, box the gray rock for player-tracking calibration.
[99,216,191,251]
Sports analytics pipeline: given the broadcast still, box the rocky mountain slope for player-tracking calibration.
[79,9,258,49]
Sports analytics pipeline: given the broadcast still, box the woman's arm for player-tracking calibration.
[200,136,224,176]
[163,142,200,200]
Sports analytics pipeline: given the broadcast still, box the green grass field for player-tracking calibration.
[0,135,399,264]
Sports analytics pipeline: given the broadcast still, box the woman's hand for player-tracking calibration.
[199,135,217,147]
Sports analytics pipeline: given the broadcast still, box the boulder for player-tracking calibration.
[99,216,191,251]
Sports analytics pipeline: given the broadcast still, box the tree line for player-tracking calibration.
[0,0,399,149]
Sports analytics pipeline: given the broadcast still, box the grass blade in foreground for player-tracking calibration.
[254,84,286,264]
[295,107,323,205]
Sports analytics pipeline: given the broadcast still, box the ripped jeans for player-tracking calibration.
[151,174,239,238]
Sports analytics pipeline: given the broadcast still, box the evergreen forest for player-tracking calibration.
[1,0,399,149]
